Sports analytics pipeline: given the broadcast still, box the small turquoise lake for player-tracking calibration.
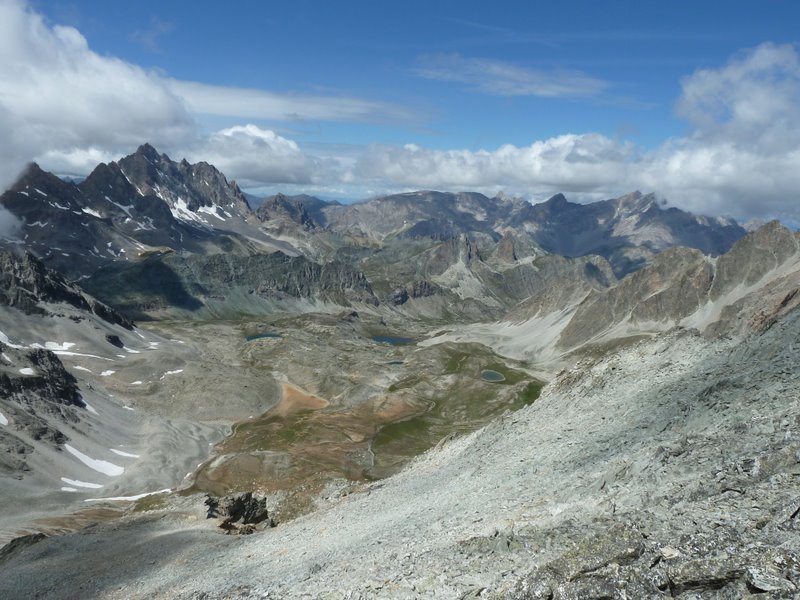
[479,369,506,382]
[245,332,282,341]
[372,335,416,346]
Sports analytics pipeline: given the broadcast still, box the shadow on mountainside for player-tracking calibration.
[0,516,241,600]
[82,256,204,320]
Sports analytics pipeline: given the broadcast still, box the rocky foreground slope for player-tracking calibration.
[1,297,798,598]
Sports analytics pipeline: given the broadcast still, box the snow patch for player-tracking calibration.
[100,370,116,376]
[81,207,102,218]
[64,444,124,476]
[73,366,91,372]
[134,217,156,231]
[84,402,98,415]
[18,367,35,376]
[110,449,140,458]
[61,487,78,492]
[130,381,143,385]
[197,204,226,221]
[33,187,47,197]
[0,412,8,426]
[54,350,113,360]
[43,341,76,351]
[106,197,132,216]
[61,477,103,489]
[160,369,183,379]
[170,198,205,223]
[0,330,24,349]
[84,488,171,502]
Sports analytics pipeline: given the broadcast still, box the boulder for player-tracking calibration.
[204,492,275,534]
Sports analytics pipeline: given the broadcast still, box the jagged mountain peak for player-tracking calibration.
[0,146,300,278]
[11,162,73,195]
[115,143,253,221]
[541,192,571,209]
[134,142,164,161]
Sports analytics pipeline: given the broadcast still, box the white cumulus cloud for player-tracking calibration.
[641,42,800,221]
[355,134,633,194]
[187,124,319,185]
[357,43,800,223]
[0,0,194,191]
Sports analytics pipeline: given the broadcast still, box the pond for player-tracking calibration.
[479,369,506,382]
[245,332,282,341]
[372,335,415,346]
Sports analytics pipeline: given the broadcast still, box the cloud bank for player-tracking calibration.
[356,43,800,223]
[186,125,318,186]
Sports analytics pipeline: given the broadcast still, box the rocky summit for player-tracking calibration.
[0,145,797,599]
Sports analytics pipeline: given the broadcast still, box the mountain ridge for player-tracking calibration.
[1,144,747,280]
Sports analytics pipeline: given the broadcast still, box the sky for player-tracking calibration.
[1,0,800,224]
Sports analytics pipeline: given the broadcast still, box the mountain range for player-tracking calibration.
[0,144,798,599]
[1,144,745,280]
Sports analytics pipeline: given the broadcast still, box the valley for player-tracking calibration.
[0,146,798,598]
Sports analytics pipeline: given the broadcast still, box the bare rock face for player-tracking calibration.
[0,251,132,329]
[82,251,379,319]
[0,344,86,476]
[495,232,518,263]
[0,146,279,280]
[519,191,746,276]
[391,280,440,305]
[555,221,800,351]
[558,246,713,349]
[118,144,253,219]
[502,254,616,318]
[256,193,322,230]
[426,234,482,276]
[710,219,800,300]
[0,251,131,478]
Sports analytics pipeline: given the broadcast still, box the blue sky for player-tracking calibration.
[37,0,794,148]
[3,0,800,223]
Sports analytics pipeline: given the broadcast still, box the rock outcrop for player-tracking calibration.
[0,251,132,329]
[0,344,85,475]
[205,493,276,534]
[390,280,440,305]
